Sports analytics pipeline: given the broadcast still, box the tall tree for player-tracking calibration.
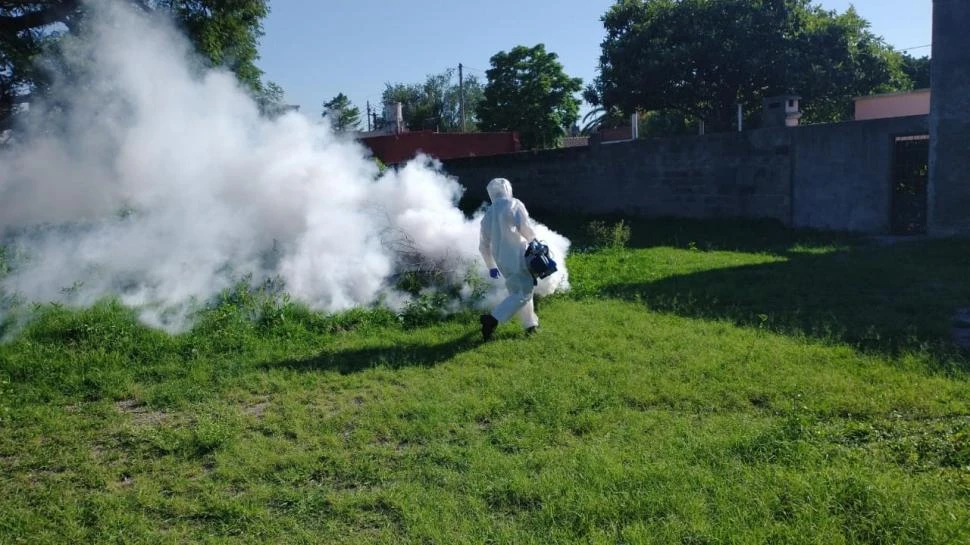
[0,0,271,128]
[901,53,931,89]
[381,82,431,131]
[256,81,292,118]
[155,0,269,92]
[380,68,483,132]
[321,92,360,132]
[588,0,915,130]
[477,44,582,149]
[445,69,484,131]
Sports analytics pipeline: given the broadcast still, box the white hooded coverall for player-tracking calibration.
[479,178,539,329]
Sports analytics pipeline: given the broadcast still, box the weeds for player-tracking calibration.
[585,219,631,249]
[0,373,10,424]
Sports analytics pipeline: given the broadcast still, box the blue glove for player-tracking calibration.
[489,268,501,279]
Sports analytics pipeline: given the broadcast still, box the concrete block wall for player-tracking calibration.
[790,115,929,233]
[443,115,932,234]
[445,129,793,224]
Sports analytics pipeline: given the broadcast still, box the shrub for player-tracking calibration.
[586,219,631,249]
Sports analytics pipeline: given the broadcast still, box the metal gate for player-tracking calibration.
[891,134,929,235]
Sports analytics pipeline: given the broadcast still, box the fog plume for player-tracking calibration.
[0,0,570,331]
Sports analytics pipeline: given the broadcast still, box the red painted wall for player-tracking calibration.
[598,127,635,142]
[359,131,520,165]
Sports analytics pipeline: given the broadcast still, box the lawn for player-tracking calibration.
[1,218,968,544]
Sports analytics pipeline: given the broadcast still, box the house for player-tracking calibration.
[854,89,930,121]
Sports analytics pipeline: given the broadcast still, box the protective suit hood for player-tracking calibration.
[486,178,513,203]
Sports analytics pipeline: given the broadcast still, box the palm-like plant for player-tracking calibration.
[580,105,627,135]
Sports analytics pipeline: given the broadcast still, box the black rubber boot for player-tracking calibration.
[480,314,499,342]
[525,326,539,336]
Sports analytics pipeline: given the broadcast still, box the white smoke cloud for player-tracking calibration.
[0,0,569,331]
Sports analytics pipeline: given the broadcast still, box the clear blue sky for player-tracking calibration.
[258,0,933,118]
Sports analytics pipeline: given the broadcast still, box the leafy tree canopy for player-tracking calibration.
[477,43,582,149]
[0,0,273,127]
[588,0,919,130]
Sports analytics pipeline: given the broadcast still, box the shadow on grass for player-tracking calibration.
[532,214,856,254]
[266,331,482,374]
[600,235,970,363]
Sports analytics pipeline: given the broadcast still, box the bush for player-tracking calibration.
[400,291,450,329]
[586,219,631,249]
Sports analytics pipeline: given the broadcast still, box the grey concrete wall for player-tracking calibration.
[929,0,970,235]
[790,115,929,233]
[444,115,930,234]
[445,129,794,224]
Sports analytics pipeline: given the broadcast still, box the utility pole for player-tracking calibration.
[366,101,372,131]
[459,63,466,132]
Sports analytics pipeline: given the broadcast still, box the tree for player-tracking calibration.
[256,81,293,118]
[638,109,692,138]
[446,69,484,131]
[0,0,271,128]
[380,68,483,132]
[155,0,269,92]
[787,5,911,122]
[588,0,916,130]
[477,44,582,149]
[381,82,431,131]
[901,53,931,89]
[580,105,627,135]
[321,92,360,132]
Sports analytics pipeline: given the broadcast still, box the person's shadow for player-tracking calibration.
[263,331,481,374]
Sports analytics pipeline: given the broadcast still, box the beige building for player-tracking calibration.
[854,89,930,120]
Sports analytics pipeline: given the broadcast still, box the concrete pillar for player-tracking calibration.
[928,0,970,235]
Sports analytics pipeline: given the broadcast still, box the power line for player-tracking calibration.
[899,44,931,51]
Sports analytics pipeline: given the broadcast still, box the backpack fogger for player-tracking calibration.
[525,239,558,280]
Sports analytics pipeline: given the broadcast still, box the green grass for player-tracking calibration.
[1,218,969,544]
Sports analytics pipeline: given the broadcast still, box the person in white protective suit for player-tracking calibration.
[478,177,540,341]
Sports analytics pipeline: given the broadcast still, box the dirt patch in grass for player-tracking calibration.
[242,397,271,419]
[115,399,168,426]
